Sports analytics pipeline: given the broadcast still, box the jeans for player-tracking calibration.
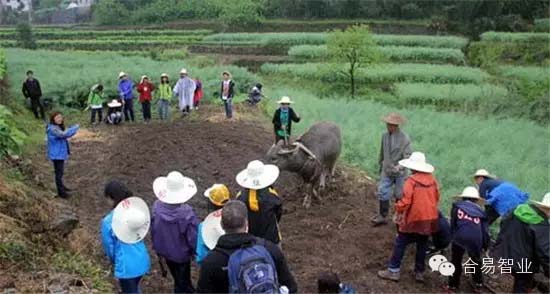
[141,101,151,121]
[90,108,103,124]
[158,99,170,120]
[512,273,534,294]
[123,99,135,122]
[52,160,65,197]
[166,260,195,293]
[119,276,142,294]
[388,232,429,273]
[377,174,406,201]
[448,243,482,288]
[224,98,233,118]
[30,97,45,120]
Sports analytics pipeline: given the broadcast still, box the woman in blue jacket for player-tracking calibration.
[101,181,151,293]
[46,112,79,198]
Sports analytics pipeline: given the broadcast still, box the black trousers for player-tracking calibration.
[512,272,534,294]
[448,243,482,288]
[91,108,103,123]
[123,99,135,121]
[165,260,194,294]
[485,205,500,225]
[52,160,66,197]
[141,101,151,121]
[30,97,45,120]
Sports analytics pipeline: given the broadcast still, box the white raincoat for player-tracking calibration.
[173,77,196,111]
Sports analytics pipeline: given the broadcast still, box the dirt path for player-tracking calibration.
[47,105,511,293]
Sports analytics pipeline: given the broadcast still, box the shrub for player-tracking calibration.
[534,18,550,32]
[0,105,24,158]
[480,31,550,42]
[217,0,264,27]
[400,3,424,20]
[468,41,549,66]
[15,23,36,49]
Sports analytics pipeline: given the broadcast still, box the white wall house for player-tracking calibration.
[66,0,94,9]
[0,0,31,11]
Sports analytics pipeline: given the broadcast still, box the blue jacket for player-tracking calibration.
[451,200,489,254]
[195,222,209,264]
[480,179,529,216]
[46,124,79,160]
[118,79,134,100]
[101,211,151,279]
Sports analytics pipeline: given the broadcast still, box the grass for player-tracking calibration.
[261,86,548,211]
[288,45,465,64]
[393,83,508,103]
[52,251,113,292]
[499,65,550,82]
[261,62,490,84]
[0,49,5,79]
[0,29,212,39]
[480,31,550,42]
[534,18,550,32]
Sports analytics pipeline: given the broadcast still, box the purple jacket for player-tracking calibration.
[151,200,200,263]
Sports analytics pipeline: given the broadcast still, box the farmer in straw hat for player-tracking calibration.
[236,160,283,245]
[197,200,298,293]
[196,184,231,264]
[106,99,123,125]
[443,187,489,293]
[173,68,196,116]
[272,96,301,144]
[100,181,150,293]
[491,192,550,293]
[151,171,200,293]
[371,112,412,227]
[378,151,439,283]
[220,71,235,119]
[473,169,529,225]
[117,71,136,122]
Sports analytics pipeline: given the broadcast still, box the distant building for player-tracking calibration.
[0,0,30,12]
[66,0,94,9]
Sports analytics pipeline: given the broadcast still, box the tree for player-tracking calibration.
[16,23,37,49]
[217,0,264,27]
[93,0,129,25]
[326,25,381,98]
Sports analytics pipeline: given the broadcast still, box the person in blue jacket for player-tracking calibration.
[474,169,529,224]
[118,72,135,122]
[46,111,79,198]
[443,186,489,294]
[101,181,151,294]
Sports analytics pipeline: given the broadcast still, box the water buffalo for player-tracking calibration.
[266,121,342,208]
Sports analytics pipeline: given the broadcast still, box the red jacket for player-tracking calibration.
[137,81,155,102]
[395,172,440,235]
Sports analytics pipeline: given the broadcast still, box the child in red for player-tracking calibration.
[193,78,203,110]
[137,75,155,122]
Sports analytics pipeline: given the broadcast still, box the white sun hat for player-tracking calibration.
[453,186,485,204]
[118,71,127,78]
[398,151,435,173]
[180,68,188,74]
[277,96,293,104]
[473,169,496,179]
[531,193,550,210]
[112,197,150,244]
[108,99,122,108]
[202,209,225,250]
[161,73,169,78]
[153,171,197,204]
[236,160,280,190]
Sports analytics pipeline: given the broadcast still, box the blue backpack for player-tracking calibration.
[227,244,280,293]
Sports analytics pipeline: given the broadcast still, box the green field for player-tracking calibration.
[480,31,550,42]
[393,83,508,104]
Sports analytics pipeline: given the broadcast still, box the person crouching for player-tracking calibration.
[106,99,123,125]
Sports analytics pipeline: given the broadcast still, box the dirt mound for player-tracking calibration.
[30,104,513,293]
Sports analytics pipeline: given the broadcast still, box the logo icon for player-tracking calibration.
[429,254,456,276]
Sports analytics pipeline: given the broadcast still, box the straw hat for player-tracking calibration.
[107,99,122,108]
[161,73,169,78]
[277,96,293,104]
[531,193,550,210]
[153,171,197,204]
[118,71,126,79]
[473,169,496,179]
[222,71,231,77]
[112,197,150,244]
[204,184,231,207]
[236,160,280,190]
[202,209,225,250]
[180,68,188,75]
[381,112,406,125]
[398,151,434,173]
[454,186,485,204]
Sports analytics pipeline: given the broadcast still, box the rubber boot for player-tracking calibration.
[371,200,389,226]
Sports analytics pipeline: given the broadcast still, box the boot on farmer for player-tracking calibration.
[372,112,411,227]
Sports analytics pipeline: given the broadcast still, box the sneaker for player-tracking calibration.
[370,214,387,226]
[377,269,399,282]
[415,272,424,283]
[442,284,457,294]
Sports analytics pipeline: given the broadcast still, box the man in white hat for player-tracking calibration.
[236,160,283,245]
[197,200,298,293]
[371,112,412,226]
[272,96,301,144]
[443,187,489,293]
[491,193,549,293]
[378,151,439,283]
[117,72,136,122]
[173,68,196,116]
[473,169,529,225]
[151,171,200,293]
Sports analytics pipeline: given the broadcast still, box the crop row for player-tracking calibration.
[203,33,469,49]
[0,37,202,50]
[0,29,212,39]
[480,31,550,42]
[393,82,508,103]
[0,50,5,80]
[260,63,490,84]
[288,45,465,64]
